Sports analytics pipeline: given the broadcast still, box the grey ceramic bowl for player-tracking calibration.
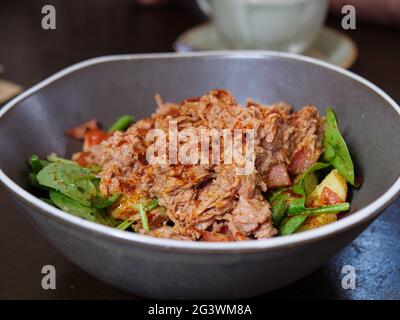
[0,52,399,299]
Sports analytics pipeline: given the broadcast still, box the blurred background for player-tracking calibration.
[0,0,399,299]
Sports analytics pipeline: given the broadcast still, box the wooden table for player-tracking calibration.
[0,0,399,299]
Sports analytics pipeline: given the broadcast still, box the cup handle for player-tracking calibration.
[196,0,212,17]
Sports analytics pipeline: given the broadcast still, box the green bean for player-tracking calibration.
[306,202,350,215]
[145,198,159,211]
[279,215,308,236]
[323,108,356,186]
[137,203,150,233]
[279,203,350,235]
[116,219,134,230]
[91,192,121,209]
[108,115,134,132]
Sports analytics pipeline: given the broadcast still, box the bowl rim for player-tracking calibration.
[1,51,399,253]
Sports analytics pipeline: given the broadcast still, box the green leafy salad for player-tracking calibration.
[27,107,359,238]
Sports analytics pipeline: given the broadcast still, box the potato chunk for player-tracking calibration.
[306,169,347,207]
[296,214,337,232]
[297,169,348,232]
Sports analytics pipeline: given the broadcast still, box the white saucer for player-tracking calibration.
[174,23,358,69]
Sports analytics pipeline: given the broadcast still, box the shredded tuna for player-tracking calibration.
[75,90,324,241]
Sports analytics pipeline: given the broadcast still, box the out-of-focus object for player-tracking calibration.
[330,0,400,26]
[196,0,328,53]
[136,0,173,7]
[175,24,358,69]
[0,80,23,104]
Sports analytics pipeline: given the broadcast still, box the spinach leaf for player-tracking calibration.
[87,164,102,174]
[36,162,98,207]
[49,190,119,227]
[49,189,94,221]
[323,108,356,186]
[304,171,318,196]
[92,211,119,227]
[48,153,102,174]
[34,155,121,210]
[29,172,48,190]
[30,155,121,227]
[269,191,289,227]
[40,197,55,206]
[47,153,76,165]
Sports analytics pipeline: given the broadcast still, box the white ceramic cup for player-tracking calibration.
[197,0,329,53]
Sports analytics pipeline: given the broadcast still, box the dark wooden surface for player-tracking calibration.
[0,0,399,300]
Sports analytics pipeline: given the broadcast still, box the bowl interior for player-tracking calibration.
[1,53,399,221]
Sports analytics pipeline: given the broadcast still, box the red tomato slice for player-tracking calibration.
[84,129,110,149]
